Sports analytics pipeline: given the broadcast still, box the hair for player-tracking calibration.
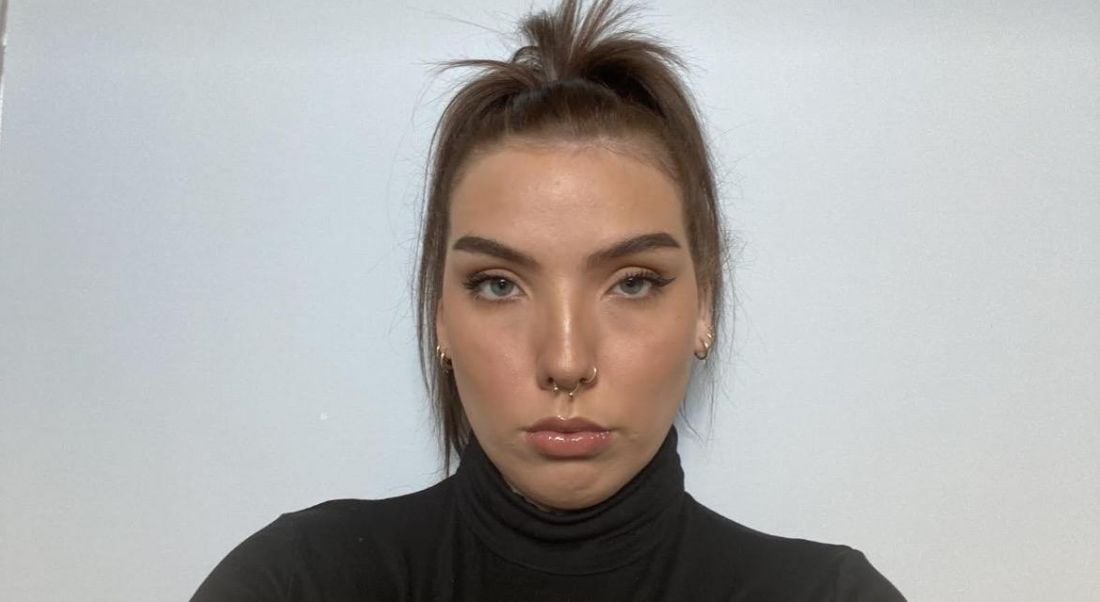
[416,0,730,473]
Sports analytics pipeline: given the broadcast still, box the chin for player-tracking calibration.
[520,460,620,511]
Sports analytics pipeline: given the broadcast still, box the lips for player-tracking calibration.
[526,416,609,433]
[524,416,613,458]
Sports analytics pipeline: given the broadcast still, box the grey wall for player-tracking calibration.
[1,1,1097,600]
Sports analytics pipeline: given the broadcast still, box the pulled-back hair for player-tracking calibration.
[416,0,729,473]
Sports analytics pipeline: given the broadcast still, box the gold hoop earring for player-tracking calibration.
[694,332,713,361]
[436,345,453,371]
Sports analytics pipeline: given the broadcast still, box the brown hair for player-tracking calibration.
[416,0,730,473]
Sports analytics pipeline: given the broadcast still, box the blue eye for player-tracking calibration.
[616,275,652,297]
[463,271,671,302]
[613,271,673,299]
[464,275,520,300]
[483,278,516,298]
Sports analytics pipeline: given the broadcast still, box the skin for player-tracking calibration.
[436,138,711,512]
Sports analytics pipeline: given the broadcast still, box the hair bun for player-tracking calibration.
[437,0,690,135]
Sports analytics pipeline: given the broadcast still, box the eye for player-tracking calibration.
[464,274,521,301]
[617,275,652,297]
[612,270,673,299]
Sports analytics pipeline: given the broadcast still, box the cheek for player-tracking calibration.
[602,298,697,401]
[444,296,531,421]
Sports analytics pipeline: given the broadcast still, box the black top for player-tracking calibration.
[192,426,905,601]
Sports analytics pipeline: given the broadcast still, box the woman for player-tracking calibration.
[193,0,905,599]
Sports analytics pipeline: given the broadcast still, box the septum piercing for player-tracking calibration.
[551,367,598,399]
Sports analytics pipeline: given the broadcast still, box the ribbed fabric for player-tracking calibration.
[454,426,684,575]
[192,425,907,601]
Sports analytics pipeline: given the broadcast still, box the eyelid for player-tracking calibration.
[609,268,674,298]
[613,267,670,283]
[463,270,526,301]
[462,267,673,300]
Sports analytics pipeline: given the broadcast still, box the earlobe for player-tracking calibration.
[435,301,454,371]
[694,298,714,360]
[696,293,713,340]
[694,330,714,361]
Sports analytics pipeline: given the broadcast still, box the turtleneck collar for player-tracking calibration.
[453,425,685,575]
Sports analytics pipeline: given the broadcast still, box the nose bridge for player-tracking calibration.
[535,283,594,389]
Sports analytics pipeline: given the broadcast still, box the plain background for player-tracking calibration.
[1,1,1097,600]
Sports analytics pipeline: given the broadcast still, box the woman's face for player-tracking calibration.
[437,139,710,511]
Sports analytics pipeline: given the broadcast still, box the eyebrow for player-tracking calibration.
[451,232,682,270]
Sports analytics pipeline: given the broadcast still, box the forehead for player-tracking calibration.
[449,142,686,248]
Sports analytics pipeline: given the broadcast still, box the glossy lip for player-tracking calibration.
[524,417,614,459]
[526,416,609,433]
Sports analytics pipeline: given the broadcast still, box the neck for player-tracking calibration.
[502,477,561,513]
[453,425,686,574]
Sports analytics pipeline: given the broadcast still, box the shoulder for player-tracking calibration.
[279,478,454,545]
[680,494,906,601]
[191,479,455,602]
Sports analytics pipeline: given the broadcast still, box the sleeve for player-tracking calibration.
[834,547,907,602]
[190,515,300,602]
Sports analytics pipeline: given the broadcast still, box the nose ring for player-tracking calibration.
[552,367,598,399]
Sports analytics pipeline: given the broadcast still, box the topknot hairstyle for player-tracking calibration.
[415,0,729,473]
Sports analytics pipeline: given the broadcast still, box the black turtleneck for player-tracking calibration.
[192,426,905,601]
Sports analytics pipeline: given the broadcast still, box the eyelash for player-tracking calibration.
[462,270,674,302]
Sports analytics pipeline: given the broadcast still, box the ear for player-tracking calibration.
[435,299,448,350]
[694,287,714,347]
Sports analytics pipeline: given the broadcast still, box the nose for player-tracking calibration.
[534,292,598,397]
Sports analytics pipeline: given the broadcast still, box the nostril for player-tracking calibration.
[547,366,597,398]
